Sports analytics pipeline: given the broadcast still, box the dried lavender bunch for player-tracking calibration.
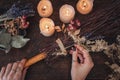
[0,1,35,22]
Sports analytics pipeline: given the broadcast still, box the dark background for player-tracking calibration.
[0,0,118,80]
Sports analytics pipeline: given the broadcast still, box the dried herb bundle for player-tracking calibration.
[0,2,35,53]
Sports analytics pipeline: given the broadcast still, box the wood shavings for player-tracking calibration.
[74,29,80,36]
[110,64,120,73]
[56,38,67,56]
[105,62,120,80]
[103,36,120,80]
[62,24,67,33]
[62,23,65,31]
[55,24,66,33]
[68,29,81,44]
[87,39,108,52]
[55,26,62,32]
[117,35,120,45]
[63,28,67,33]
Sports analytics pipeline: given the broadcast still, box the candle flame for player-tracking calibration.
[66,10,70,16]
[45,25,49,31]
[42,6,47,11]
[82,1,87,10]
[83,2,87,6]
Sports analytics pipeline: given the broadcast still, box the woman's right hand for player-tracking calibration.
[70,45,94,80]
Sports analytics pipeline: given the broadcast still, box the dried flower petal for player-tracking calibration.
[62,24,65,31]
[75,19,81,26]
[55,26,62,32]
[56,38,67,55]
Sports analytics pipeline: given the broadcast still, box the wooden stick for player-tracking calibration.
[24,52,47,68]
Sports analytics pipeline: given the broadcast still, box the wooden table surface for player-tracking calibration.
[0,0,119,80]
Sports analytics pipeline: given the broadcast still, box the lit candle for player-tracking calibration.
[59,4,75,23]
[37,0,53,17]
[39,18,55,37]
[76,0,94,14]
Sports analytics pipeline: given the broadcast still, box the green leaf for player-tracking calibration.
[11,35,30,48]
[0,32,12,53]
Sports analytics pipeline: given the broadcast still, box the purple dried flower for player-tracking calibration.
[67,25,77,31]
[0,1,35,22]
[70,20,75,25]
[67,19,81,31]
[75,19,81,26]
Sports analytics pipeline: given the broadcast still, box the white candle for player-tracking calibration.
[59,4,75,23]
[37,0,53,17]
[76,0,94,14]
[39,18,55,37]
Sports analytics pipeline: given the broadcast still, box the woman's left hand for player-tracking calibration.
[0,59,28,80]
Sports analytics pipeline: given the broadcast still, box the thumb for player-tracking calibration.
[22,67,28,80]
[71,49,78,66]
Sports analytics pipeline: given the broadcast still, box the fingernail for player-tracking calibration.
[23,58,27,61]
[21,59,27,63]
[8,63,12,66]
[71,47,76,51]
[2,66,5,69]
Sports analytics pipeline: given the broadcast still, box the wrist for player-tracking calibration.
[72,76,86,80]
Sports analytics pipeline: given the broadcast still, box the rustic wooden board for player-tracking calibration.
[0,0,117,80]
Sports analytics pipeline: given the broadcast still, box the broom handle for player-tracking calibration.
[24,52,47,68]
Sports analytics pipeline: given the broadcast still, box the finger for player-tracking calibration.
[22,67,28,80]
[78,53,84,63]
[20,59,27,66]
[75,45,90,57]
[15,59,26,76]
[8,62,18,76]
[0,67,6,78]
[4,63,12,77]
[72,49,78,66]
[69,50,74,54]
[77,50,85,63]
[75,45,93,63]
[18,59,26,71]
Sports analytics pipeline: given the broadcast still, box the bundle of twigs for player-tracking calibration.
[81,0,120,39]
[38,35,74,62]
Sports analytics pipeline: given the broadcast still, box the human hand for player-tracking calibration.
[0,59,28,80]
[70,45,94,80]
